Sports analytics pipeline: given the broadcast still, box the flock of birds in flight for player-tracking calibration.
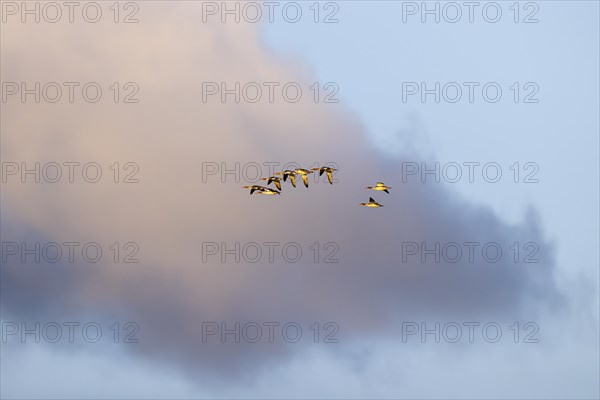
[242,166,391,208]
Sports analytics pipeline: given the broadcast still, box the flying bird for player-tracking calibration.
[275,170,297,188]
[242,185,280,195]
[256,187,281,195]
[294,168,313,188]
[242,185,264,195]
[260,176,282,190]
[359,197,383,208]
[366,182,392,194]
[311,166,337,185]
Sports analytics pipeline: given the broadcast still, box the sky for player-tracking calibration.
[1,1,599,399]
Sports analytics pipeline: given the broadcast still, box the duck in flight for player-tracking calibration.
[359,197,383,208]
[366,182,391,194]
[294,168,313,188]
[242,185,263,195]
[311,166,337,185]
[260,176,282,191]
[242,185,281,195]
[257,187,281,195]
[275,170,297,188]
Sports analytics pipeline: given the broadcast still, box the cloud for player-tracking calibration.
[1,3,563,385]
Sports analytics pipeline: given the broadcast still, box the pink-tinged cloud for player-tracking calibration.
[1,3,562,383]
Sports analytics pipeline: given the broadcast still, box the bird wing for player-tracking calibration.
[289,175,296,187]
[326,171,333,184]
[275,181,281,190]
[302,174,309,187]
[369,197,375,202]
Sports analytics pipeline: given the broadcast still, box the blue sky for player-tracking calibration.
[262,0,600,288]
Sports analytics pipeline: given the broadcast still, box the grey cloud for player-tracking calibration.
[1,3,564,385]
